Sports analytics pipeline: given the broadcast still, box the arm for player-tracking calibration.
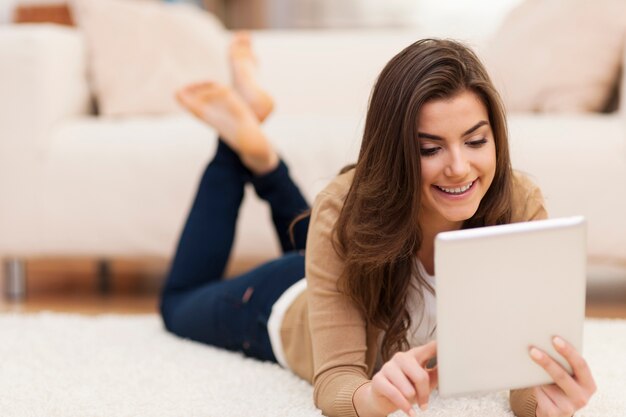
[509,172,546,416]
[509,174,596,416]
[306,186,438,417]
[305,189,371,417]
[510,171,548,223]
[512,338,596,417]
[510,388,538,417]
[353,342,438,417]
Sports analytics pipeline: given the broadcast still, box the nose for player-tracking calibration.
[444,147,471,179]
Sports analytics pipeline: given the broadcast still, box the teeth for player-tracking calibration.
[437,181,473,194]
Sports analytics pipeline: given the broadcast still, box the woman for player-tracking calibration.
[160,34,596,417]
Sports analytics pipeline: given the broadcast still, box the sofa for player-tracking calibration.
[1,22,625,298]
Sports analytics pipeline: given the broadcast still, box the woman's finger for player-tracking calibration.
[383,358,417,400]
[541,384,576,416]
[412,340,437,365]
[427,366,439,390]
[371,372,415,417]
[529,346,586,402]
[533,386,559,417]
[394,353,431,410]
[409,341,438,409]
[552,336,597,394]
[412,367,431,410]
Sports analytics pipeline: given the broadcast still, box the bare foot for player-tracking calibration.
[230,32,275,122]
[176,82,279,174]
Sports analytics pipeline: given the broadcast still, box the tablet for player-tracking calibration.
[434,216,587,397]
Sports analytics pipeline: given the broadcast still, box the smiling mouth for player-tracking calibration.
[434,180,476,195]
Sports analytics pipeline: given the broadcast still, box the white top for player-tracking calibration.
[407,260,437,347]
[268,259,436,369]
[373,261,436,372]
[267,277,307,368]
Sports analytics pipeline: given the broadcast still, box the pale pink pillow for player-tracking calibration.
[70,0,229,116]
[483,0,626,113]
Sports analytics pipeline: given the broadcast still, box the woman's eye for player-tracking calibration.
[467,138,488,147]
[420,147,439,157]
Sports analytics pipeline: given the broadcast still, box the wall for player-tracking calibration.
[0,0,19,23]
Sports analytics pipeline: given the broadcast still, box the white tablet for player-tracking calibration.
[434,216,586,397]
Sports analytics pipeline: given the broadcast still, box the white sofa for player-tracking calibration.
[1,24,625,298]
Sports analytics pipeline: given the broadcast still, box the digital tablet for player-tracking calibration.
[434,216,587,397]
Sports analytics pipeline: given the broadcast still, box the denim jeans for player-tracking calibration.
[160,140,310,362]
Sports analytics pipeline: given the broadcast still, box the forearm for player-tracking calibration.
[358,385,538,417]
[354,382,388,417]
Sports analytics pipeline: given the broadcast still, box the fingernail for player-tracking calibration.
[553,336,565,348]
[420,403,429,411]
[408,409,417,417]
[530,347,543,360]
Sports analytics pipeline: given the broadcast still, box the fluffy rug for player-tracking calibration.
[0,314,623,417]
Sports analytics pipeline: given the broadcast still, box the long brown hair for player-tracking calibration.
[333,39,514,361]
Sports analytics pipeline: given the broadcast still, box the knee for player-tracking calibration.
[158,293,176,333]
[159,280,185,331]
[281,251,306,273]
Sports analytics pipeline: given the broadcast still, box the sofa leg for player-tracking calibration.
[97,259,112,294]
[4,258,27,300]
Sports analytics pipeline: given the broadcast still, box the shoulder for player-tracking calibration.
[306,169,356,257]
[317,168,355,202]
[311,168,355,215]
[510,170,548,222]
[306,168,354,233]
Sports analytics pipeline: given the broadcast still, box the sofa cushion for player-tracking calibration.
[40,113,362,258]
[482,0,626,113]
[13,3,74,26]
[70,0,229,116]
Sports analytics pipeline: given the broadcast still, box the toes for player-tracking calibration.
[175,82,235,122]
[177,82,228,102]
[176,82,208,101]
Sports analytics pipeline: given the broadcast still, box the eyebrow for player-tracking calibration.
[417,120,489,141]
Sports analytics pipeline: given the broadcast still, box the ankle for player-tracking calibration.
[255,97,275,123]
[243,150,279,176]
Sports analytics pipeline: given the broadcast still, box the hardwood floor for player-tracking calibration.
[1,258,625,318]
[0,258,164,315]
[585,280,626,319]
[0,293,159,315]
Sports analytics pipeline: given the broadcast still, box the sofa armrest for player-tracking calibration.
[0,24,91,149]
[0,24,91,255]
[621,40,626,123]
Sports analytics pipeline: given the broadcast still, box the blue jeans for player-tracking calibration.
[160,140,310,363]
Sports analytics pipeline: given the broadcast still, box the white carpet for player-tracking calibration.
[0,314,623,417]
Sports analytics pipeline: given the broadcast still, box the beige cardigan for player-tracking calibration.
[279,169,547,417]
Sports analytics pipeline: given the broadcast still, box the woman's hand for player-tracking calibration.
[529,336,597,417]
[356,340,438,417]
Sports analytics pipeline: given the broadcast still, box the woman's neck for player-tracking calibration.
[418,212,463,276]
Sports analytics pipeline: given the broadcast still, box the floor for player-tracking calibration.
[0,258,164,315]
[1,258,626,318]
[0,257,267,315]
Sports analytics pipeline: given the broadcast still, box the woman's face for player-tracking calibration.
[417,90,497,229]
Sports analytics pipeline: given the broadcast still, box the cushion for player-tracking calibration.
[482,0,626,113]
[70,0,229,116]
[13,3,74,26]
